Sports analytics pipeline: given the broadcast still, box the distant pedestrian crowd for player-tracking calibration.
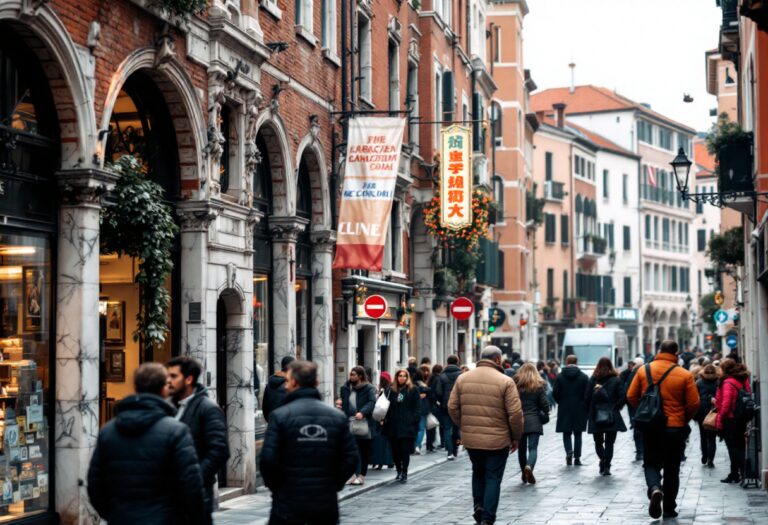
[83,342,755,525]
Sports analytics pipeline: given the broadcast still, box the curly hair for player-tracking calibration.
[513,362,546,393]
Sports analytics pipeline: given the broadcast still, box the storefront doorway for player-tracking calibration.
[98,71,182,424]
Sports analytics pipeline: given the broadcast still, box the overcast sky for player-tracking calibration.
[524,0,722,133]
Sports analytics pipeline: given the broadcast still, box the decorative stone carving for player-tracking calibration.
[226,262,237,290]
[21,0,50,17]
[86,21,101,53]
[244,210,262,252]
[241,95,263,207]
[56,169,118,207]
[153,24,176,69]
[309,115,320,145]
[177,203,220,232]
[268,216,308,242]
[310,230,336,252]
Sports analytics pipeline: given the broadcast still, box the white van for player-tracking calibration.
[561,328,629,375]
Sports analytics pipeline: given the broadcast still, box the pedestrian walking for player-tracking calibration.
[695,364,718,468]
[407,356,420,382]
[262,355,296,421]
[504,352,523,378]
[414,364,435,454]
[383,369,421,483]
[370,371,395,470]
[553,355,589,466]
[260,361,358,525]
[448,346,524,525]
[627,340,700,519]
[586,357,627,476]
[435,355,462,459]
[716,358,753,484]
[167,356,230,525]
[622,357,646,461]
[513,363,550,484]
[87,363,205,525]
[428,364,443,449]
[339,365,377,485]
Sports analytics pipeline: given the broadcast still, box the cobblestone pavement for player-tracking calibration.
[215,411,768,524]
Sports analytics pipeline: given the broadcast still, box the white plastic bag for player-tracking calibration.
[372,392,390,422]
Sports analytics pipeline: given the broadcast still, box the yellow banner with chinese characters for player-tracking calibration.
[440,125,472,230]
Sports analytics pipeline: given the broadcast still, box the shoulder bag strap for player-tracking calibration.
[644,364,654,393]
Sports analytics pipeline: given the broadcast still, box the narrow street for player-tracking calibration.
[215,413,768,524]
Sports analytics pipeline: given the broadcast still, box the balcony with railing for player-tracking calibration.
[718,0,740,58]
[577,234,607,260]
[544,180,565,202]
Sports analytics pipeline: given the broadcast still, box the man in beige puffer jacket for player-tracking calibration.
[448,346,524,525]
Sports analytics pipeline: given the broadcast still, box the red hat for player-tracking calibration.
[380,371,392,383]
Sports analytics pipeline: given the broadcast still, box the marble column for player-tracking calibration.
[310,230,335,405]
[268,216,308,371]
[55,169,117,525]
[418,294,438,364]
[224,319,255,490]
[177,202,218,396]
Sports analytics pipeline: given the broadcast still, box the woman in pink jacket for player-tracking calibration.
[715,358,751,484]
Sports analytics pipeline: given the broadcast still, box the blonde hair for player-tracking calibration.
[514,362,546,393]
[391,368,413,393]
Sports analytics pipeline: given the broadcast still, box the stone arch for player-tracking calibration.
[254,112,294,216]
[0,5,97,168]
[295,133,330,230]
[98,48,206,197]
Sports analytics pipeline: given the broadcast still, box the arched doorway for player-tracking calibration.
[0,22,60,523]
[98,70,183,420]
[295,155,312,361]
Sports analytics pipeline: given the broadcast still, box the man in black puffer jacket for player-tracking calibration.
[435,354,463,459]
[262,355,296,421]
[87,363,204,525]
[167,356,229,523]
[260,360,358,524]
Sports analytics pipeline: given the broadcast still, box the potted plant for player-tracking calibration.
[706,113,753,193]
[433,267,459,296]
[591,235,607,254]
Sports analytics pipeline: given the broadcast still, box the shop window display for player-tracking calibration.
[0,233,51,521]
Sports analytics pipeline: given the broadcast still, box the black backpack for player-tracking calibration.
[633,363,678,432]
[733,382,756,422]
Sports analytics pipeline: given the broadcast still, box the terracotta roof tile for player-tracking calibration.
[694,139,716,174]
[531,85,696,133]
[538,116,637,158]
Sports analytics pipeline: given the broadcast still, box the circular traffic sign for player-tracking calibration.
[726,334,738,349]
[450,297,475,321]
[714,309,729,324]
[363,295,388,319]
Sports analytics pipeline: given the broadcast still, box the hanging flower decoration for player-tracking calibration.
[423,189,493,249]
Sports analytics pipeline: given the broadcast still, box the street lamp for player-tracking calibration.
[685,294,692,311]
[670,148,693,200]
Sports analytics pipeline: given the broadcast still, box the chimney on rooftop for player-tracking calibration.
[569,63,576,94]
[553,103,566,129]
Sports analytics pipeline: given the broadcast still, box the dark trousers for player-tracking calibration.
[697,422,717,462]
[518,433,540,470]
[443,411,458,456]
[643,428,686,513]
[723,418,747,476]
[269,512,338,525]
[467,448,509,524]
[593,432,617,467]
[562,431,583,458]
[634,428,644,456]
[390,437,412,473]
[355,437,370,476]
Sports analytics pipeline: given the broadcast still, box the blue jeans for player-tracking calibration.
[415,415,426,450]
[443,412,458,456]
[467,448,509,524]
[518,433,540,470]
[562,431,583,458]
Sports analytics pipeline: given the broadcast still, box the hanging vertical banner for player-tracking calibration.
[333,117,406,270]
[440,125,472,230]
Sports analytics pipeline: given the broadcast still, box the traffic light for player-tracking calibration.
[488,325,496,333]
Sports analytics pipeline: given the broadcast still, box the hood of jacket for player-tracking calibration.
[476,359,504,373]
[560,366,584,380]
[699,368,719,381]
[443,364,462,380]
[114,394,175,436]
[267,373,287,389]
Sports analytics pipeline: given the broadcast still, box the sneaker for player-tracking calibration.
[649,488,663,519]
[721,473,740,483]
[447,454,456,460]
[351,475,364,485]
[524,465,536,485]
[347,475,357,485]
[574,458,583,466]
[414,447,422,455]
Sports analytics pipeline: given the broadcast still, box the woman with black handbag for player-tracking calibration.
[513,363,550,484]
[586,357,627,476]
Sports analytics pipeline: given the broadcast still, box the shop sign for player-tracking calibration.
[334,117,406,271]
[609,308,639,322]
[440,125,472,230]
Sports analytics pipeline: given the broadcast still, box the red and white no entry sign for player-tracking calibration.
[363,295,388,319]
[450,297,474,321]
